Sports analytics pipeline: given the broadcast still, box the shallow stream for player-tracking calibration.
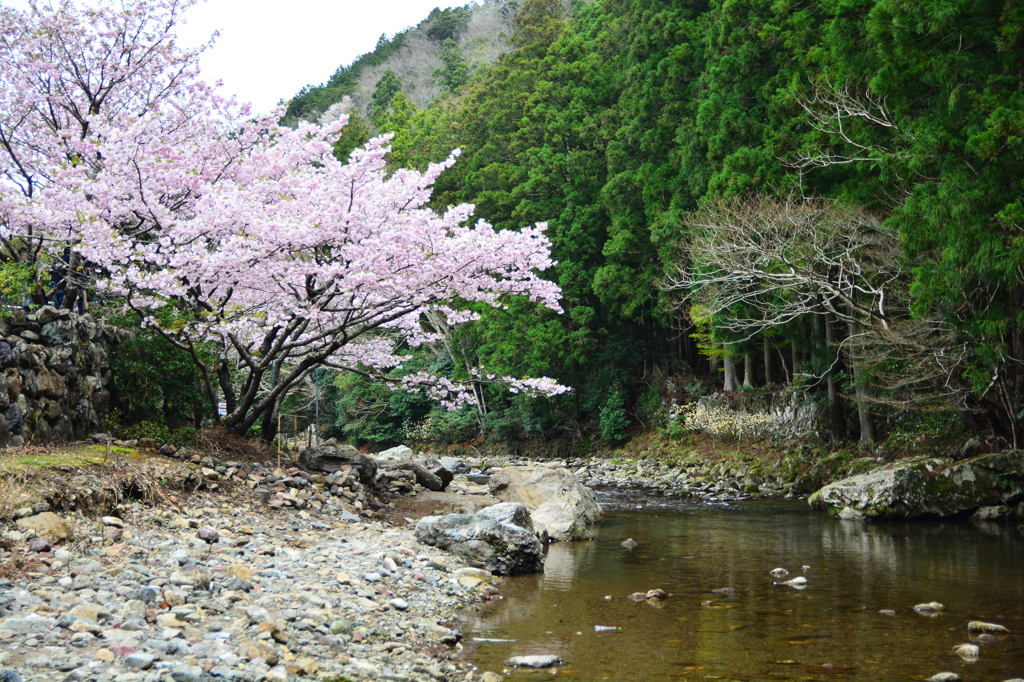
[460,491,1024,681]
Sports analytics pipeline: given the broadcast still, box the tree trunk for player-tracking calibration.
[776,345,791,384]
[763,337,773,386]
[822,311,845,441]
[812,313,825,389]
[723,345,737,391]
[791,329,800,383]
[847,317,876,444]
[216,359,235,418]
[743,350,756,388]
[259,398,279,443]
[685,326,699,371]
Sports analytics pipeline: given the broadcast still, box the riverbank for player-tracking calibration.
[0,439,514,682]
[1,433,1021,682]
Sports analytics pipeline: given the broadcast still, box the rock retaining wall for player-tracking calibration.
[0,306,118,446]
[676,391,826,440]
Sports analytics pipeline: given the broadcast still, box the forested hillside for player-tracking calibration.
[283,1,515,128]
[288,0,1024,454]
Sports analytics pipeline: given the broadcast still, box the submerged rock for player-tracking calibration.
[808,451,1024,519]
[968,620,1009,633]
[952,643,979,661]
[775,577,806,587]
[914,602,945,613]
[926,674,961,682]
[506,654,563,668]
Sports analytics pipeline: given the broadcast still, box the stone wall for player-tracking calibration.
[0,306,119,446]
[675,391,826,440]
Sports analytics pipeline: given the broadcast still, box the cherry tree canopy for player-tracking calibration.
[0,0,567,437]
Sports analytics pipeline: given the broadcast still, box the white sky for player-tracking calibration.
[5,0,464,115]
[174,0,465,114]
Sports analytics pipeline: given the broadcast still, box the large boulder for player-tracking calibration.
[439,456,470,475]
[415,511,544,575]
[477,502,535,533]
[379,458,445,491]
[376,445,414,461]
[809,451,1024,519]
[298,443,377,484]
[489,466,603,541]
[422,457,454,490]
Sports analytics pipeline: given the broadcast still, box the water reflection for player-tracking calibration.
[542,540,599,591]
[460,500,1024,681]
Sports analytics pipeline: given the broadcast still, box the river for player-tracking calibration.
[459,491,1024,681]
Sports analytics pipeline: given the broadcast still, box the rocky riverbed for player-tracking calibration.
[0,443,791,682]
[0,441,529,682]
[0,495,502,682]
[3,439,1021,682]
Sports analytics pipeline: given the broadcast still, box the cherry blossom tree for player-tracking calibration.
[0,0,219,307]
[0,0,567,439]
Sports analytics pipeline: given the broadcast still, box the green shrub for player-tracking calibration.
[170,426,198,447]
[0,260,34,314]
[108,310,212,429]
[126,421,170,443]
[599,389,630,442]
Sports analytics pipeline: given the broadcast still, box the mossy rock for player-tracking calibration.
[810,451,1024,519]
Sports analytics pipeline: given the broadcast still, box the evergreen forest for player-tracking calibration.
[180,0,1024,454]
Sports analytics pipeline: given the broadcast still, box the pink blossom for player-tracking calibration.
[0,0,568,432]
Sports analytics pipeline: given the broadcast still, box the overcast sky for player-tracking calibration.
[6,0,463,114]
[174,0,465,113]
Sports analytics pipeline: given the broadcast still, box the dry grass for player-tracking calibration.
[0,472,33,526]
[195,427,284,466]
[0,426,295,533]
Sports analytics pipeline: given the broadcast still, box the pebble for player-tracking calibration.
[0,490,489,682]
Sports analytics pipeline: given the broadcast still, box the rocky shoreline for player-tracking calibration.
[3,441,1023,682]
[0,443,788,682]
[0,495,497,682]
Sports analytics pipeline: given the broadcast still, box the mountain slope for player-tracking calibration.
[283,1,515,126]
